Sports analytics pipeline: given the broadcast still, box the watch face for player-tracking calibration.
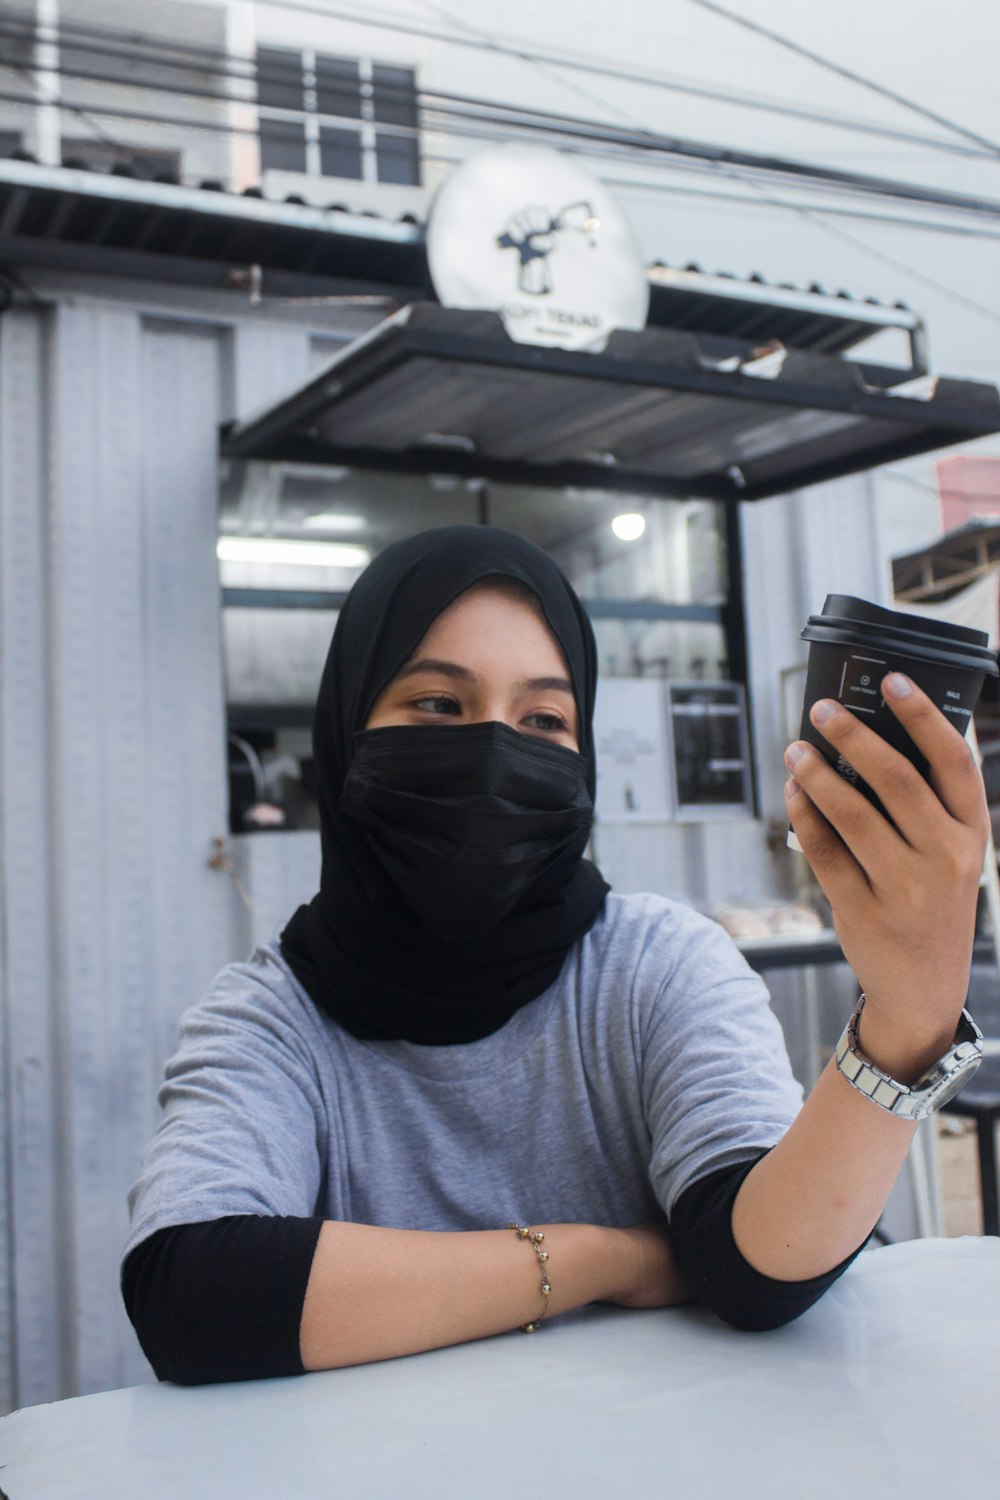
[931,1058,981,1111]
[929,1074,977,1110]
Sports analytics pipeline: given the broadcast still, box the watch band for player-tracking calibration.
[834,995,983,1121]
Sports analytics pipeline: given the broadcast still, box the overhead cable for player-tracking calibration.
[414,0,1000,326]
[684,0,1000,160]
[11,2,986,164]
[6,41,1000,223]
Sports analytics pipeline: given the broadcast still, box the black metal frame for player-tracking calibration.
[221,586,724,623]
[220,315,1000,504]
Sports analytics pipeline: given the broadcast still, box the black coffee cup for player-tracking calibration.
[788,594,998,851]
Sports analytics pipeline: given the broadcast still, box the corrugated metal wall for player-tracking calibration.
[0,284,333,1408]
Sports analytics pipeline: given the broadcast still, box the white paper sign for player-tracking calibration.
[594,677,672,822]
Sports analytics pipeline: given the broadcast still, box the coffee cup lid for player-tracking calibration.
[801,594,998,677]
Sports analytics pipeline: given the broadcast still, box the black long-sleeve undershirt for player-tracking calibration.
[665,1154,867,1331]
[121,1152,865,1386]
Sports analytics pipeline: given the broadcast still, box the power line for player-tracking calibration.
[684,0,1000,160]
[6,6,990,165]
[2,55,138,161]
[10,86,997,262]
[9,76,999,257]
[598,171,1000,242]
[417,0,1000,329]
[6,9,1000,209]
[412,1,1000,328]
[8,33,1000,223]
[413,0,655,137]
[420,96,1000,219]
[381,127,1000,244]
[230,0,1000,162]
[808,220,1000,327]
[424,128,1000,242]
[705,155,1000,328]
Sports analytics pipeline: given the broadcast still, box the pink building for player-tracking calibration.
[937,454,1000,533]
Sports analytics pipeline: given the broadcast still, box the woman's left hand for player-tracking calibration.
[784,671,989,1079]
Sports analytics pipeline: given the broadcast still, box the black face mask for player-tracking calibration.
[341,721,595,944]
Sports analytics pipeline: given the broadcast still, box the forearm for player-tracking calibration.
[763,667,988,1282]
[732,1004,930,1281]
[300,1221,674,1371]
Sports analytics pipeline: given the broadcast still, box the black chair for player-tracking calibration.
[940,1052,1000,1236]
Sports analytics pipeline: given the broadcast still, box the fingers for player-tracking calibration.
[795,690,940,851]
[878,672,988,830]
[783,745,901,897]
[799,674,986,846]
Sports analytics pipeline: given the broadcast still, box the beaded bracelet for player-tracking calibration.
[509,1223,552,1332]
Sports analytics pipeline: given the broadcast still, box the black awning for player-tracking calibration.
[220,304,1000,503]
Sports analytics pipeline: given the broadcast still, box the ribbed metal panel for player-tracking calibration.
[0,305,66,1409]
[0,293,296,1409]
[47,298,128,1397]
[230,831,322,953]
[741,475,889,823]
[218,306,1000,502]
[138,317,234,1087]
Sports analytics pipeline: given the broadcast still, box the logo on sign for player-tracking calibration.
[427,145,649,351]
[496,201,598,295]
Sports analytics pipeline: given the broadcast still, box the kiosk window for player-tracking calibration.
[218,468,745,832]
[666,683,752,818]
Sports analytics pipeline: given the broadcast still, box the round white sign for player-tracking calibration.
[427,144,649,352]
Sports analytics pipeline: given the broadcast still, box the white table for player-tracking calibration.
[3,1238,998,1500]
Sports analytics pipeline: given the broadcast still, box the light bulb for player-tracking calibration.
[611,513,646,542]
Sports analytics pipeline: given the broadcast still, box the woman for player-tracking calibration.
[123,525,987,1384]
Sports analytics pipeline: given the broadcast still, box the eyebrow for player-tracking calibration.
[396,657,575,696]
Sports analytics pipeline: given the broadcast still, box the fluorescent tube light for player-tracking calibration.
[301,512,367,532]
[217,537,371,568]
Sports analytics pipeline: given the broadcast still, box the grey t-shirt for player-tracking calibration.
[125,893,803,1258]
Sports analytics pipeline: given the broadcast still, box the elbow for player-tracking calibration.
[132,1319,217,1387]
[707,1295,812,1333]
[121,1216,320,1386]
[692,1267,832,1333]
[123,1253,251,1386]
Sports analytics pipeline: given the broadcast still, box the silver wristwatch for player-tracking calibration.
[834,995,983,1121]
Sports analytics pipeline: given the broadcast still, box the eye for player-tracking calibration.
[522,711,570,735]
[411,694,461,717]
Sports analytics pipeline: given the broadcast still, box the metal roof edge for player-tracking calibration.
[0,158,423,246]
[221,304,418,445]
[649,265,920,332]
[0,160,921,335]
[218,306,1000,500]
[892,517,1000,567]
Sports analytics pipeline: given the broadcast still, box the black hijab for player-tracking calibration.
[280,525,609,1043]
